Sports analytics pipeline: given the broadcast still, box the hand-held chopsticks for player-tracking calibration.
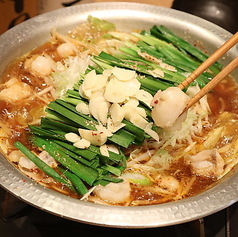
[178,32,238,112]
[178,32,238,90]
[184,57,238,111]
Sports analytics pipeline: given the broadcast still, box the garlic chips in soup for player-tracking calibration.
[0,15,238,206]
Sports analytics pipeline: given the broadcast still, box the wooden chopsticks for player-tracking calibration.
[178,32,238,111]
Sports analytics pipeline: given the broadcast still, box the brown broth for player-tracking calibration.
[0,34,238,204]
[208,76,238,114]
[121,77,238,205]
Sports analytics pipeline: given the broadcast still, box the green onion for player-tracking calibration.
[53,140,97,160]
[101,164,122,176]
[32,136,98,186]
[14,23,224,193]
[58,167,88,195]
[14,141,74,190]
[150,25,222,73]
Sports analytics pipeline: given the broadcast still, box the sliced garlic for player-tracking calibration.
[104,77,127,103]
[136,107,147,118]
[100,144,120,157]
[135,89,153,108]
[129,113,148,129]
[103,69,112,77]
[95,124,113,137]
[123,99,139,121]
[97,102,110,125]
[75,66,155,145]
[78,128,108,146]
[74,138,91,149]
[104,71,140,102]
[111,67,136,82]
[89,91,110,124]
[124,98,139,108]
[82,70,108,92]
[107,117,126,133]
[148,68,164,78]
[107,144,120,154]
[110,103,125,126]
[92,74,108,91]
[79,84,91,99]
[116,78,141,97]
[82,70,98,90]
[100,144,110,157]
[76,102,90,114]
[144,123,160,142]
[65,132,81,143]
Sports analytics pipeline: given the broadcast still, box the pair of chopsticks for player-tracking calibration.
[178,32,238,112]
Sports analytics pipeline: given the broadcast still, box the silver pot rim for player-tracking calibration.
[0,2,237,228]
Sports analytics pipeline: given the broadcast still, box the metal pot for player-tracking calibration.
[0,2,237,228]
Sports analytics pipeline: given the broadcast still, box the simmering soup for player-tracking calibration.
[0,16,238,206]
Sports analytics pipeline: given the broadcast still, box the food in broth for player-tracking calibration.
[0,16,238,206]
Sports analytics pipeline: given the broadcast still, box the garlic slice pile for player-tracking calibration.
[65,67,159,150]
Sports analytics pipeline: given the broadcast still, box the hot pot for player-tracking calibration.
[0,2,237,228]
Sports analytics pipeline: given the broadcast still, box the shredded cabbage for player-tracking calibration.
[51,55,91,98]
